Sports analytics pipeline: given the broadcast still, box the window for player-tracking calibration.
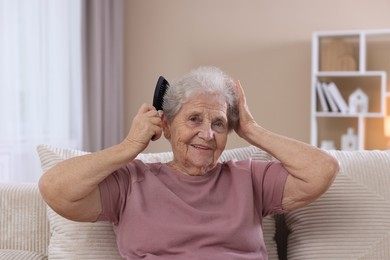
[0,0,82,182]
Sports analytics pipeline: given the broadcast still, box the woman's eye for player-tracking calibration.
[188,116,201,124]
[213,121,226,130]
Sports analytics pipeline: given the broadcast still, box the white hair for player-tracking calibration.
[163,66,238,131]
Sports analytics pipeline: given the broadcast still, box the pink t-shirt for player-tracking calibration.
[97,159,288,260]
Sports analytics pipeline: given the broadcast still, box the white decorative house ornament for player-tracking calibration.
[341,127,358,151]
[348,88,368,114]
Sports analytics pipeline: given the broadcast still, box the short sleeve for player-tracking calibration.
[96,166,131,224]
[251,160,288,216]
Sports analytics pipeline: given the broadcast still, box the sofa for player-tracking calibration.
[1,144,390,260]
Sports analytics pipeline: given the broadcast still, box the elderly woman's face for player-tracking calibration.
[164,93,228,175]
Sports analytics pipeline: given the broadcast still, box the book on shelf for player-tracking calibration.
[327,82,348,113]
[321,82,339,112]
[316,80,329,112]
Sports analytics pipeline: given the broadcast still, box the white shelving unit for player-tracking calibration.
[311,29,390,150]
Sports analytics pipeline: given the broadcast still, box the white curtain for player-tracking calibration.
[0,0,82,183]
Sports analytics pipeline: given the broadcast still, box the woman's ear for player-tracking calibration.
[161,114,171,140]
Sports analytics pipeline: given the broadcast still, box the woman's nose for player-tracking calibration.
[198,123,214,141]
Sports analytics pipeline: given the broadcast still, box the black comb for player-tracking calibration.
[153,76,169,111]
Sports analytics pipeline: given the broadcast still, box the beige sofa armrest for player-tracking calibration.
[0,183,50,257]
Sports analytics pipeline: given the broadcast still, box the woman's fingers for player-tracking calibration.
[125,103,163,149]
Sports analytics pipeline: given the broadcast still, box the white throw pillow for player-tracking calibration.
[37,144,124,260]
[37,144,278,259]
[285,150,390,260]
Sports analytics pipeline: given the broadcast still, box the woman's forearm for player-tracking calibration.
[246,125,335,174]
[39,141,139,208]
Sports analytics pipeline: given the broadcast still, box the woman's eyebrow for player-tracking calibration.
[214,116,228,123]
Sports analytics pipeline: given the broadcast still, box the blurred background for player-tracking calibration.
[124,0,390,152]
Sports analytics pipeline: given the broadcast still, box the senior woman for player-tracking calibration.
[39,66,339,259]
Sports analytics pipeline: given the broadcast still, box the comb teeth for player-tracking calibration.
[153,76,170,111]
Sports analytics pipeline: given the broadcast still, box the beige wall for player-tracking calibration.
[124,0,390,152]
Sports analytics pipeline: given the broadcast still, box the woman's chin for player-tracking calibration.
[186,160,217,174]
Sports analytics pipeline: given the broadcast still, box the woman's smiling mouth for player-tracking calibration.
[190,144,212,151]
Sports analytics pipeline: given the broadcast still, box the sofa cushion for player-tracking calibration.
[0,183,50,256]
[37,144,279,259]
[285,150,390,260]
[0,249,47,260]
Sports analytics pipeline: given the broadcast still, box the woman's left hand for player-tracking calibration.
[233,80,258,144]
[232,80,339,212]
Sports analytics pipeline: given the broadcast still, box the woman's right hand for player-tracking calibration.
[124,103,163,152]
